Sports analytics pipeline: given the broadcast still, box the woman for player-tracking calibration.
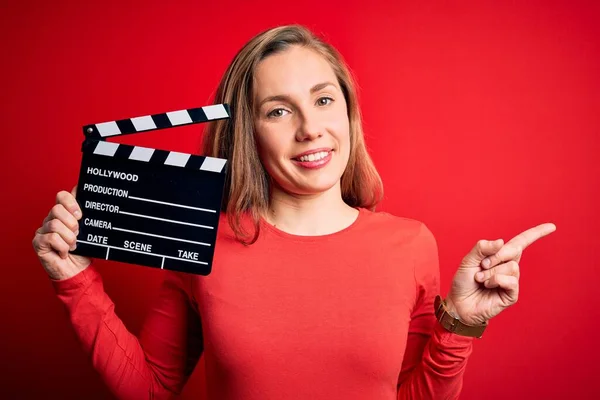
[32,25,555,399]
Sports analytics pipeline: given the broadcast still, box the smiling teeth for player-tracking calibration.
[298,151,329,162]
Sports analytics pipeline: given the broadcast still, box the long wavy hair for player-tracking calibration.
[202,24,384,245]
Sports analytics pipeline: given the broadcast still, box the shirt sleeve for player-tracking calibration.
[51,263,203,400]
[396,223,474,400]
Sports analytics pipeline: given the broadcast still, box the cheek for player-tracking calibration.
[335,121,352,168]
[330,102,350,135]
[254,126,287,164]
[331,112,351,151]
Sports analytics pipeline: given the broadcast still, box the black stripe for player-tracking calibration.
[114,143,133,159]
[150,149,170,165]
[185,155,206,170]
[151,114,172,129]
[116,119,136,135]
[187,107,208,123]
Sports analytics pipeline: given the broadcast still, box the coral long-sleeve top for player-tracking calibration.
[52,207,474,399]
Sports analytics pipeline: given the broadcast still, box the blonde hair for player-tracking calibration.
[203,24,384,244]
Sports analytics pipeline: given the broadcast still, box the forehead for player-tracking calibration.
[253,46,338,97]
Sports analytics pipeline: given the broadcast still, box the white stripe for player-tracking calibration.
[202,104,229,120]
[106,247,110,260]
[165,152,190,167]
[161,257,165,269]
[113,227,211,246]
[200,157,227,173]
[129,146,155,162]
[166,110,193,126]
[119,210,214,229]
[131,115,156,131]
[129,195,216,213]
[95,121,121,137]
[94,141,119,156]
[76,240,208,265]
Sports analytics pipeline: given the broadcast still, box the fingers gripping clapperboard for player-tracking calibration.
[69,104,231,276]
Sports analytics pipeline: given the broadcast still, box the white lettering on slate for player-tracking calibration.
[85,201,119,213]
[124,240,152,252]
[83,183,128,198]
[87,167,139,182]
[87,234,108,244]
[178,250,199,260]
[84,218,112,229]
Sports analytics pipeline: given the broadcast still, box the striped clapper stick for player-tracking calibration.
[70,104,231,276]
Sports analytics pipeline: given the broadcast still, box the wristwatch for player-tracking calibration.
[434,295,487,338]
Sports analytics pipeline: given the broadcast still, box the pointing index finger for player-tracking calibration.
[506,223,557,251]
[482,223,556,268]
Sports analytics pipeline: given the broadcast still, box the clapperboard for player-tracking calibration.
[70,104,230,275]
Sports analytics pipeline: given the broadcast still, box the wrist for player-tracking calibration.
[434,295,488,339]
[444,296,460,319]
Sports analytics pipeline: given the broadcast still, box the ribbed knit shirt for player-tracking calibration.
[52,207,473,399]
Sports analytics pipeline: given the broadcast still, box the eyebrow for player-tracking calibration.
[257,81,338,108]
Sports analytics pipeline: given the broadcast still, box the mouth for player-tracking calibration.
[291,148,333,162]
[290,148,334,170]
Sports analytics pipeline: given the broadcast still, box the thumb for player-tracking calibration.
[461,238,504,268]
[71,185,77,198]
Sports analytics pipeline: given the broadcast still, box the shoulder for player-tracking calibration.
[358,208,439,273]
[358,208,440,283]
[358,207,437,248]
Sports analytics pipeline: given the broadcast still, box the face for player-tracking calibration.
[253,45,350,198]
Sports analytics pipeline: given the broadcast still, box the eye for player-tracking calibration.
[316,97,334,106]
[267,108,290,118]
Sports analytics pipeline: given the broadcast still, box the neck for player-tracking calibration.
[264,182,359,236]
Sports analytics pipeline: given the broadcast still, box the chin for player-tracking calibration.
[272,163,346,196]
[288,177,342,196]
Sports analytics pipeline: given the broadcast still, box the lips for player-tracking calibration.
[291,147,333,160]
[291,149,333,169]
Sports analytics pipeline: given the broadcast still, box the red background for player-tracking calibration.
[2,1,599,399]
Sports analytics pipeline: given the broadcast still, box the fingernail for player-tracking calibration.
[74,210,82,219]
[74,230,79,237]
[70,244,77,251]
[476,272,485,281]
[482,258,490,268]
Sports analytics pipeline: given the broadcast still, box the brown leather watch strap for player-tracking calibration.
[434,295,487,338]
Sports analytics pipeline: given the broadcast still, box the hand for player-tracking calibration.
[32,185,92,281]
[445,223,557,326]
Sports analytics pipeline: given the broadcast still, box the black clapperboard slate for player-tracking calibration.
[70,104,231,276]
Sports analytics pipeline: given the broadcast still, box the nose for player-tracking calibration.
[295,109,323,142]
